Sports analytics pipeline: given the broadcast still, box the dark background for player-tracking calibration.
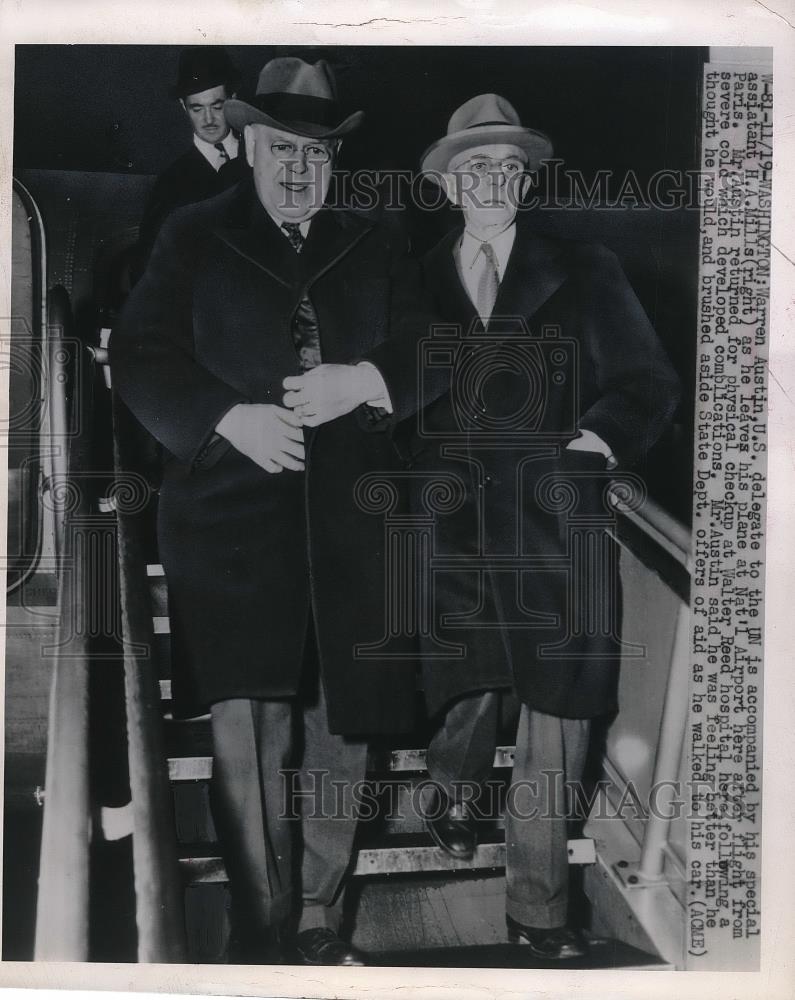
[14,45,704,188]
[13,44,705,521]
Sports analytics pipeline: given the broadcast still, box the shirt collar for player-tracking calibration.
[264,209,312,240]
[459,223,516,280]
[193,130,239,170]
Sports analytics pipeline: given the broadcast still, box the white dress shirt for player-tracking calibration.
[193,131,239,171]
[454,222,615,465]
[456,224,517,313]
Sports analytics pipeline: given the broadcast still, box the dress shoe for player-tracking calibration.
[506,915,587,959]
[424,787,476,860]
[293,927,366,966]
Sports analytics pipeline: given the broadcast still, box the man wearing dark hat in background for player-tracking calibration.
[136,46,248,267]
[112,57,443,966]
[409,94,680,959]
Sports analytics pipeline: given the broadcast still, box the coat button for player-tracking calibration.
[483,475,493,488]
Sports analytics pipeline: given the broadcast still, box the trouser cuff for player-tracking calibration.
[298,898,343,934]
[506,896,568,929]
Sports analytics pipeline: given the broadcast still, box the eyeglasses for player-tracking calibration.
[456,155,527,178]
[270,140,334,164]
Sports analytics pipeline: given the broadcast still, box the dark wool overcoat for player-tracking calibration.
[407,222,681,720]
[136,144,249,269]
[111,179,444,734]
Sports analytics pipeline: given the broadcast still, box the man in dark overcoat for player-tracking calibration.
[136,47,249,270]
[408,94,681,959]
[111,57,442,966]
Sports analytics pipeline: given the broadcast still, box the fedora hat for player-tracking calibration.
[421,94,552,176]
[171,46,240,99]
[225,57,364,139]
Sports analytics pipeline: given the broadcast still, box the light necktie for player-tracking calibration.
[214,141,230,165]
[282,222,305,254]
[476,241,500,320]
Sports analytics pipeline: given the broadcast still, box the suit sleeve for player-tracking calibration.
[110,209,246,467]
[575,244,681,468]
[360,217,450,426]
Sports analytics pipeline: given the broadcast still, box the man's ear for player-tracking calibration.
[244,124,256,168]
[179,98,187,114]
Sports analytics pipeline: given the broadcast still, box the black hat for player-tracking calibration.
[171,46,240,99]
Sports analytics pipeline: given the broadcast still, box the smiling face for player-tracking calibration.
[181,84,232,144]
[444,143,531,233]
[245,123,337,224]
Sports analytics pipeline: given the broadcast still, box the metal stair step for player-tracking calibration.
[167,745,517,782]
[179,836,595,882]
[365,939,672,970]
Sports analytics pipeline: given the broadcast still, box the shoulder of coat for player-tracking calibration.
[155,189,230,251]
[155,146,205,184]
[422,225,461,270]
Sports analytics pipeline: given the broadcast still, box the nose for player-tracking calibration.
[288,149,309,174]
[202,107,214,126]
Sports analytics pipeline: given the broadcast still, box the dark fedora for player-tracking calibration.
[224,57,363,139]
[421,93,552,176]
[171,46,240,99]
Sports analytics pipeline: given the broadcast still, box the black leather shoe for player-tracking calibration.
[293,927,366,966]
[424,788,476,860]
[506,916,587,959]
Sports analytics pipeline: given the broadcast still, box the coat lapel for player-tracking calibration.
[211,180,297,288]
[298,206,375,286]
[424,227,481,335]
[210,180,375,291]
[490,224,569,327]
[425,221,570,334]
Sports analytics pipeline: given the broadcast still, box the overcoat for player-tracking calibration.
[137,144,249,268]
[111,179,442,734]
[407,222,681,720]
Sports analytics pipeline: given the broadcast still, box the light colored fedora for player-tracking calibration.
[224,57,363,139]
[421,93,552,175]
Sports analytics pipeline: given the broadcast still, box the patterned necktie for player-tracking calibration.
[282,222,305,254]
[476,241,500,321]
[214,141,230,165]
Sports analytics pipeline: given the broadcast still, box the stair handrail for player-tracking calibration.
[608,488,692,883]
[110,390,187,962]
[33,282,92,960]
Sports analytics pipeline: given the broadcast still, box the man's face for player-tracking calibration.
[445,143,530,230]
[245,124,337,224]
[181,84,231,144]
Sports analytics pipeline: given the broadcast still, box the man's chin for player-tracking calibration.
[469,206,518,228]
[278,196,323,220]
